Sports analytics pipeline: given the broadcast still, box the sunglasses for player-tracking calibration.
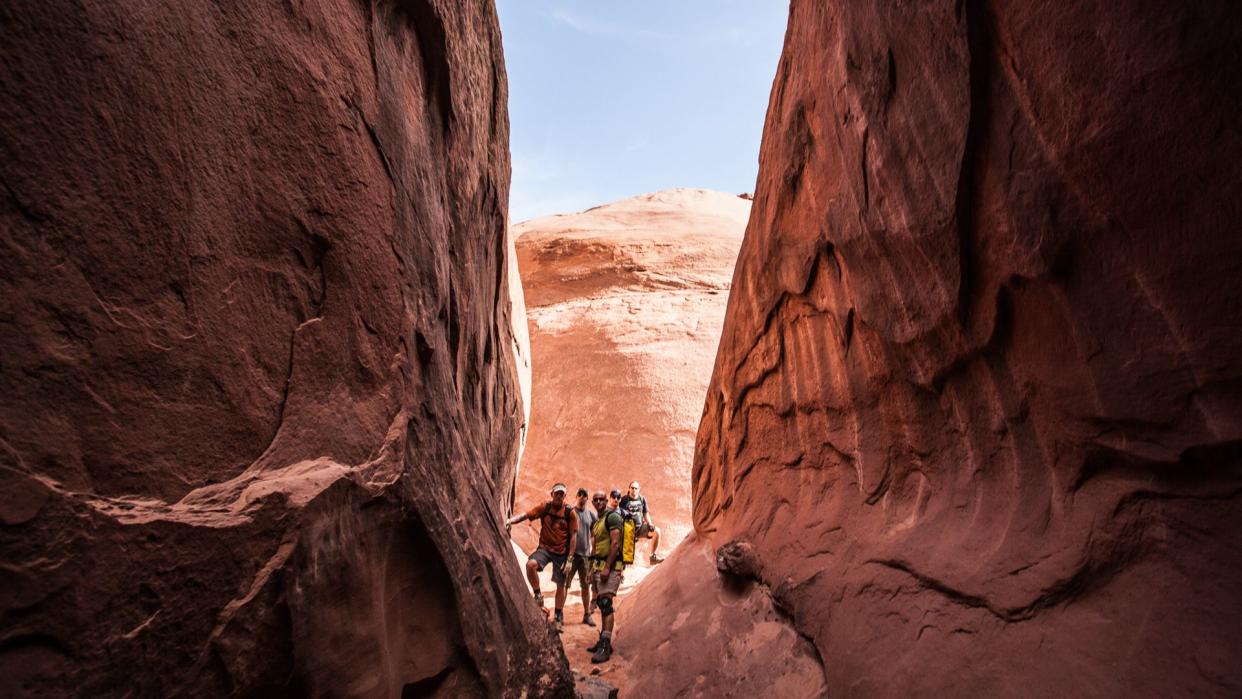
[592,496,606,501]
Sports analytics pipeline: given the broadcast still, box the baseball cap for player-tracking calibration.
[551,483,567,494]
[576,487,588,497]
[609,488,622,499]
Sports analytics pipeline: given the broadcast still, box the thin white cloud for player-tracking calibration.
[548,8,602,34]
[623,136,648,155]
[548,8,671,41]
[509,147,605,223]
[511,152,560,184]
[509,182,604,225]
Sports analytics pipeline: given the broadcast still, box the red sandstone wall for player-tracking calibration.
[0,1,567,696]
[625,1,1242,695]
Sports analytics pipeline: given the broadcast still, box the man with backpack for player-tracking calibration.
[505,483,578,631]
[619,480,663,564]
[586,488,628,663]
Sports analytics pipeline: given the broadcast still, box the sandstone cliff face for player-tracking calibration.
[511,189,747,554]
[0,1,567,696]
[624,1,1242,695]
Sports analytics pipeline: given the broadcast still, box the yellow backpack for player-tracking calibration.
[621,517,636,565]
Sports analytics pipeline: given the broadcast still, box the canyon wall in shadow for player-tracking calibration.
[0,1,567,696]
[622,1,1242,695]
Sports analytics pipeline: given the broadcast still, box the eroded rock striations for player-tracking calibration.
[0,1,566,696]
[624,1,1242,695]
[512,189,748,555]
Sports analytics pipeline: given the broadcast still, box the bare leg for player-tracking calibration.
[555,580,568,613]
[651,527,661,557]
[525,558,542,599]
[601,596,615,634]
[579,563,593,614]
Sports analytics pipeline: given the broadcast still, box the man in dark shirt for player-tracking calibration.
[505,483,578,630]
[618,480,662,563]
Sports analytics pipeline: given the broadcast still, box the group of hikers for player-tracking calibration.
[505,481,662,664]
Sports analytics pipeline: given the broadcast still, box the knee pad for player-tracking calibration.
[597,595,615,616]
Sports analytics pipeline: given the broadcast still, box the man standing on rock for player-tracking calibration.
[620,481,662,564]
[570,487,598,626]
[586,488,626,663]
[505,483,578,631]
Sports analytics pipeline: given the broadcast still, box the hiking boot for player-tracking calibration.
[590,638,613,664]
[586,635,601,653]
[553,617,563,633]
[582,613,596,627]
[650,553,664,564]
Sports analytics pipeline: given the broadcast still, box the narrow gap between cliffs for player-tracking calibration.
[494,2,793,693]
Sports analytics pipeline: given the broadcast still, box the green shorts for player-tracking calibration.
[591,567,624,597]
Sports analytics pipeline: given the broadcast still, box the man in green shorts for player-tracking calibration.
[586,488,625,663]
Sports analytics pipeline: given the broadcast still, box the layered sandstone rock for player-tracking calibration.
[511,189,748,556]
[0,1,567,696]
[624,1,1242,695]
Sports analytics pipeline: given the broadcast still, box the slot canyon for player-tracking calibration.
[1,1,1239,698]
[511,188,749,559]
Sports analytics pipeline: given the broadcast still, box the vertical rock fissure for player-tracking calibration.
[400,0,455,136]
[954,0,993,328]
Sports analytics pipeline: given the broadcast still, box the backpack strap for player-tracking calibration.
[542,501,573,552]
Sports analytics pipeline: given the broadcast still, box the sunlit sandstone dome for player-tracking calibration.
[510,188,749,557]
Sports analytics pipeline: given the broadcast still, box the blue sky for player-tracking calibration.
[496,2,789,223]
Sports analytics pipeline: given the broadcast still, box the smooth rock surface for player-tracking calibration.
[615,537,825,698]
[0,1,567,696]
[627,1,1242,695]
[511,189,748,555]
